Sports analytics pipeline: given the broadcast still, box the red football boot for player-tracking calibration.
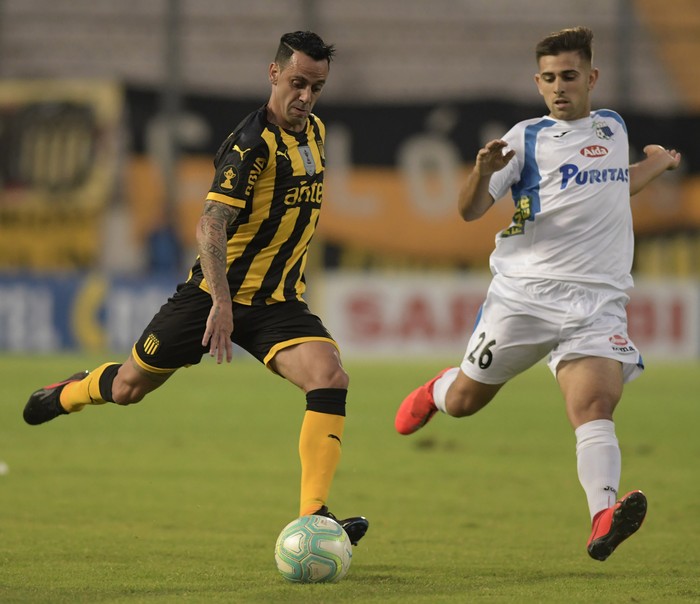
[394,368,452,435]
[587,490,647,561]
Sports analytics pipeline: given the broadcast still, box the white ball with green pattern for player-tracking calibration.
[274,514,353,583]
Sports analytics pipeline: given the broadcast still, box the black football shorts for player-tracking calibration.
[132,281,337,372]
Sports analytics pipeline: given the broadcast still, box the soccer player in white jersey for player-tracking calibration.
[395,26,681,561]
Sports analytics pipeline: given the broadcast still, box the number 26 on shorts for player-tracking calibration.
[467,332,496,369]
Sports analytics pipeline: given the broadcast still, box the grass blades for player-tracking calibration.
[2,354,699,602]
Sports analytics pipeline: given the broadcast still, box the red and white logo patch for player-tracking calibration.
[580,145,608,157]
[609,334,628,346]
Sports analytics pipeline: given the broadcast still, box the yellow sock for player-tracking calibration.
[298,410,345,516]
[59,363,119,413]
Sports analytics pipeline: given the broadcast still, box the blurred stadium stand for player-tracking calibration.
[0,0,689,110]
[636,0,700,111]
[0,0,699,354]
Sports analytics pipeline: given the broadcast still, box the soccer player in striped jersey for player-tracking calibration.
[395,26,679,560]
[24,31,368,546]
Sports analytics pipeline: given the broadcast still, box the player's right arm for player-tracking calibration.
[458,139,515,221]
[629,144,681,195]
[196,200,241,364]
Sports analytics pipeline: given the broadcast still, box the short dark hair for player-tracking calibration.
[275,31,335,66]
[535,26,593,64]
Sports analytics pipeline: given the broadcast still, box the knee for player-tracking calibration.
[567,398,617,427]
[306,364,349,392]
[325,364,349,390]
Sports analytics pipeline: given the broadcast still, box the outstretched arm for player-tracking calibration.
[458,139,515,221]
[196,200,240,364]
[629,145,681,196]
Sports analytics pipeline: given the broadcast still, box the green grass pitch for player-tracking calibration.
[2,354,699,603]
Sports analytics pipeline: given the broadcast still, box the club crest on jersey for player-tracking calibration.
[298,145,316,175]
[218,165,238,190]
[593,120,615,140]
[143,333,160,355]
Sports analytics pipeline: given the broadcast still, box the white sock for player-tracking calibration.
[575,419,621,521]
[432,367,460,414]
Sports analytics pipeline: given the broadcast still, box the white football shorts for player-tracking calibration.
[460,274,644,385]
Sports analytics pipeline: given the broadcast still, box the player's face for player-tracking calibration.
[535,51,598,121]
[268,51,329,132]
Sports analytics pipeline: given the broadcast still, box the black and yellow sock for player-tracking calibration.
[59,363,121,413]
[299,388,347,517]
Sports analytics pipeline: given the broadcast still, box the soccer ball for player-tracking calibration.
[274,515,352,583]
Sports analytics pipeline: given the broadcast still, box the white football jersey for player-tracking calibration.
[488,110,633,290]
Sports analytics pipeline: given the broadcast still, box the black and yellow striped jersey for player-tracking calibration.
[187,105,326,305]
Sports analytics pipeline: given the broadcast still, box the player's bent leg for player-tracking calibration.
[25,362,127,424]
[395,369,502,435]
[443,371,502,418]
[24,357,174,426]
[587,490,647,561]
